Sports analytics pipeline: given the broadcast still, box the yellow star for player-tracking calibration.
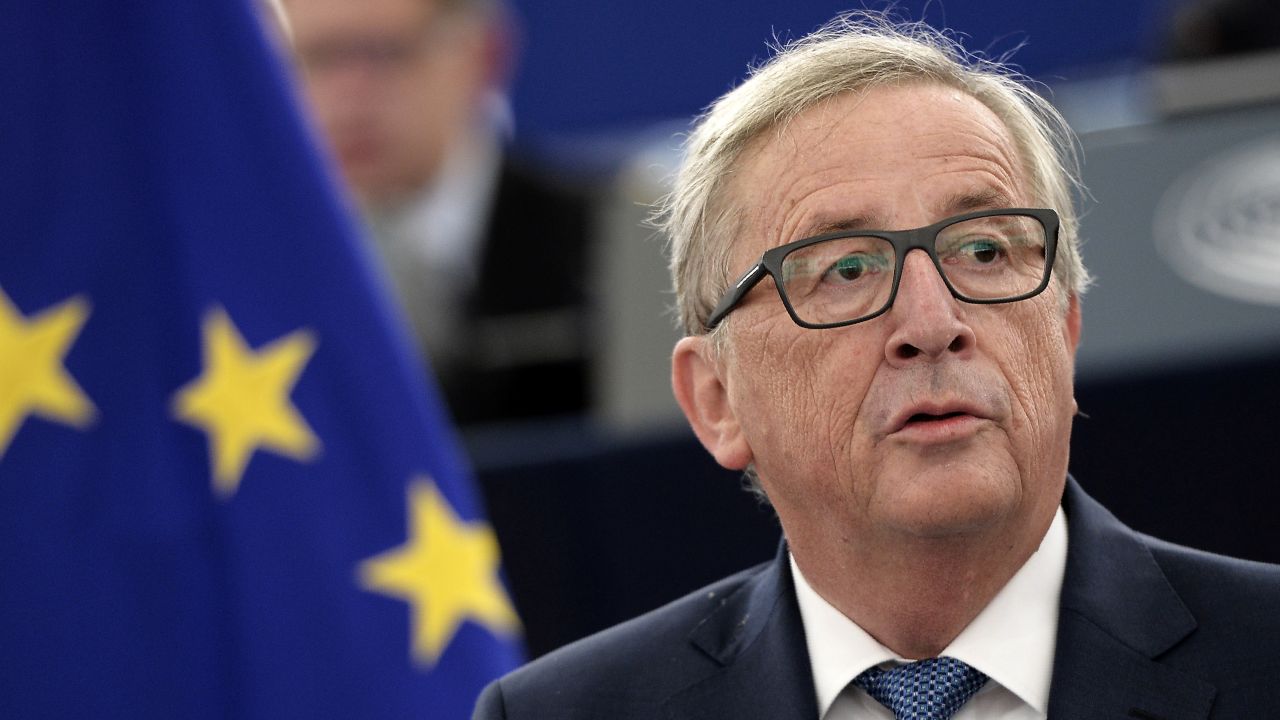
[360,478,521,666]
[0,288,97,460]
[172,307,319,498]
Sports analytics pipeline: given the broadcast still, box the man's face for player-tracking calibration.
[285,0,493,208]
[694,83,1080,575]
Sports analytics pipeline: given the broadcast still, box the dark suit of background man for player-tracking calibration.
[283,0,594,425]
[475,12,1280,720]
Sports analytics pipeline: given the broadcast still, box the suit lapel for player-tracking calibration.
[660,481,1221,720]
[663,543,819,720]
[1048,479,1216,720]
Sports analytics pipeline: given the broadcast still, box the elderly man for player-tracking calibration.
[474,14,1280,720]
[283,0,594,424]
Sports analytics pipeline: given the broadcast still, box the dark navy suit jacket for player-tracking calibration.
[475,479,1280,719]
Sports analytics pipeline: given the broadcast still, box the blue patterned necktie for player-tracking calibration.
[854,657,989,720]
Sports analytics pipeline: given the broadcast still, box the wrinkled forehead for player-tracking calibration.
[718,83,1027,266]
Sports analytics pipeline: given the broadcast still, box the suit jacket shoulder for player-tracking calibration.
[445,157,599,423]
[479,478,1280,720]
[476,159,595,316]
[1146,534,1280,698]
[473,547,819,720]
[1050,478,1280,719]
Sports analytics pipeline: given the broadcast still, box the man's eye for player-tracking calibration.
[960,239,1006,264]
[827,255,871,281]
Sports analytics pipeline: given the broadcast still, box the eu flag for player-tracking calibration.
[0,1,522,717]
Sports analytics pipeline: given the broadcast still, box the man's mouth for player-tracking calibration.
[886,403,988,443]
[905,410,969,426]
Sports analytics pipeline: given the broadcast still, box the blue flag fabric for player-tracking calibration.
[0,2,522,717]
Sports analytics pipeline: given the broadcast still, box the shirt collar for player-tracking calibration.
[793,506,1067,717]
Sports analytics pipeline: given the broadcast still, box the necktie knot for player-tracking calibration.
[854,656,988,720]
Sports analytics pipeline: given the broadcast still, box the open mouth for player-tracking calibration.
[905,411,968,425]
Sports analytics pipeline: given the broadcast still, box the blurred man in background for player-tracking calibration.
[283,0,595,424]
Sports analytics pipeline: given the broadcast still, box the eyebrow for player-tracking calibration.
[799,188,1017,238]
[804,216,875,237]
[942,188,1016,215]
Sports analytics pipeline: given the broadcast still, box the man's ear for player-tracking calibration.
[671,336,753,470]
[1066,292,1082,416]
[1065,292,1082,355]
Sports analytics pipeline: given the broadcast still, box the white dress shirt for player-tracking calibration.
[369,128,501,291]
[365,129,502,373]
[792,507,1068,720]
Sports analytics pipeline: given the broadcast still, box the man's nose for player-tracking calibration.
[884,250,976,366]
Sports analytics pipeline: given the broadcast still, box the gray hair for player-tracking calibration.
[660,11,1090,340]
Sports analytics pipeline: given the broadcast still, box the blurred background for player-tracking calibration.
[281,0,1280,659]
[12,0,1277,714]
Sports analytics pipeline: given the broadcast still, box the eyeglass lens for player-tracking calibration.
[778,213,1048,325]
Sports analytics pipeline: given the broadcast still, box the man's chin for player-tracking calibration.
[873,465,1021,540]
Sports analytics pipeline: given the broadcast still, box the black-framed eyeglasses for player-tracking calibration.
[704,208,1060,330]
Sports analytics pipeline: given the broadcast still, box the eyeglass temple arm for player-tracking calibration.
[705,264,767,330]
